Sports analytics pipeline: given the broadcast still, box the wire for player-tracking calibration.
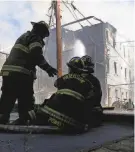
[0,51,9,56]
[70,2,93,26]
[107,77,133,90]
[107,43,132,68]
[64,2,134,69]
[115,41,135,43]
[62,1,83,28]
[63,1,106,63]
[36,0,56,96]
[63,1,99,47]
[44,0,55,58]
[117,32,133,42]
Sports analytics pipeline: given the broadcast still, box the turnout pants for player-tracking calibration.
[32,94,88,133]
[0,73,34,124]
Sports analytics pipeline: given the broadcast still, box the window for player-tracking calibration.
[106,29,114,47]
[113,38,116,48]
[106,30,109,42]
[115,89,118,99]
[107,57,110,73]
[126,92,128,99]
[107,48,110,55]
[121,92,124,100]
[114,62,117,74]
[125,68,127,78]
[129,70,131,81]
[123,47,125,57]
[128,49,130,59]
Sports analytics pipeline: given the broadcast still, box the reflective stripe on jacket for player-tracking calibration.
[13,42,42,54]
[1,65,31,75]
[0,31,47,77]
[55,89,85,101]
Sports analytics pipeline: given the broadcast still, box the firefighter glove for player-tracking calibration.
[46,66,57,77]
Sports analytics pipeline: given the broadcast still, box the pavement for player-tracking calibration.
[0,122,133,152]
[89,136,134,152]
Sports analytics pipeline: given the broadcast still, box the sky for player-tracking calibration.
[0,0,134,53]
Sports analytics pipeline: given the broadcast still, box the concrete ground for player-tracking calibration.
[0,122,133,152]
[89,136,134,152]
[0,112,133,152]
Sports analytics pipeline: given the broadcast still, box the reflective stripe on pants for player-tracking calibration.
[28,110,36,120]
[39,105,88,130]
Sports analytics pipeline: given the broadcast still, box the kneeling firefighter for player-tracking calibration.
[28,57,95,133]
[81,55,103,127]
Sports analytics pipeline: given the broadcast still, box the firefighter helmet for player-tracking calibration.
[67,57,88,73]
[31,21,50,37]
[81,55,94,73]
[81,55,94,68]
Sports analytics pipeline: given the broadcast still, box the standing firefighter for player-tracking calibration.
[81,55,103,127]
[0,21,57,124]
[29,57,94,133]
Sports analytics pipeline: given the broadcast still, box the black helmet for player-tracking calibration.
[67,57,88,73]
[81,55,94,68]
[81,55,94,73]
[31,21,50,37]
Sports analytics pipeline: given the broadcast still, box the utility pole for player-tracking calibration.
[54,0,63,78]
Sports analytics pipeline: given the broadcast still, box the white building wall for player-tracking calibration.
[107,36,134,106]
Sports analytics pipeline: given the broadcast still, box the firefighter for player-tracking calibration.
[29,57,94,133]
[0,21,57,125]
[81,55,103,127]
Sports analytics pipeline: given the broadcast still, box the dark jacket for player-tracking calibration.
[41,73,94,131]
[82,73,102,107]
[1,31,50,78]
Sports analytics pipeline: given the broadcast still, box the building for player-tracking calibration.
[0,22,133,106]
[40,22,134,106]
[107,35,134,106]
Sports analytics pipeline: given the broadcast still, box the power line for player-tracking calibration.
[109,83,134,86]
[62,1,99,46]
[44,0,55,59]
[107,43,132,68]
[115,41,135,43]
[117,32,133,42]
[0,51,9,56]
[62,1,83,28]
[70,1,93,26]
[65,2,133,69]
